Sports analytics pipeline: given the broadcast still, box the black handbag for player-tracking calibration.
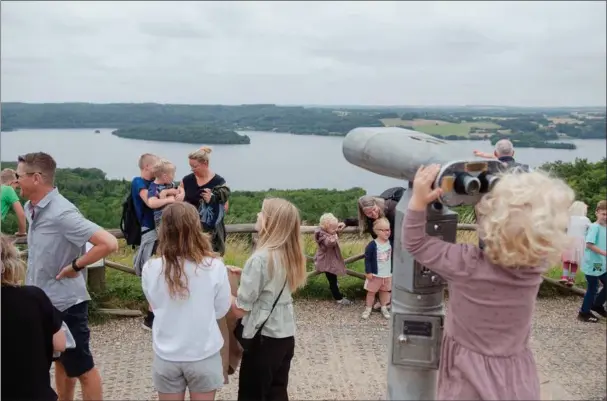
[234,279,287,352]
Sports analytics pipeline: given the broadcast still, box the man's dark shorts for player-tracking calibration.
[56,301,95,378]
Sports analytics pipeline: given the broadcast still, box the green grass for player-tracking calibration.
[89,213,584,320]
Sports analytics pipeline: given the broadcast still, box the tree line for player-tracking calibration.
[2,159,605,235]
[0,103,383,136]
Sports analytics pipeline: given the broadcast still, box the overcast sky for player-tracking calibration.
[1,1,605,107]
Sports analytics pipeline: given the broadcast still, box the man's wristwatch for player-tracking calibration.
[72,258,84,272]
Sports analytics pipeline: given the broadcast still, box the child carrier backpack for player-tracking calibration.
[379,186,407,203]
[120,193,143,248]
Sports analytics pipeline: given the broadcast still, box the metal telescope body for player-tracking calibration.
[342,127,504,401]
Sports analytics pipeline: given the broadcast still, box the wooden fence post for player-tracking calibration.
[84,242,106,293]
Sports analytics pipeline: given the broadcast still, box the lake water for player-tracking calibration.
[1,128,605,194]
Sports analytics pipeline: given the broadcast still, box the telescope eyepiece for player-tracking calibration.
[453,173,481,196]
[479,173,500,193]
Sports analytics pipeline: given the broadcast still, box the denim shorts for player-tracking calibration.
[57,301,95,378]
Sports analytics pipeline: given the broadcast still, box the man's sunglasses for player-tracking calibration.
[15,172,42,179]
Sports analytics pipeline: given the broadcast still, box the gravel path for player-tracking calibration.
[60,296,605,400]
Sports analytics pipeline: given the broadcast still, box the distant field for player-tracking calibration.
[549,117,582,124]
[380,118,501,137]
[380,118,451,127]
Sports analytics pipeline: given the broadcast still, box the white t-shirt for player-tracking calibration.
[375,240,392,278]
[567,215,591,240]
[142,256,232,362]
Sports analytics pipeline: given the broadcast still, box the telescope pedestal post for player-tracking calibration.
[386,189,458,401]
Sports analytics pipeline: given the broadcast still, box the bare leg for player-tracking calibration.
[560,262,570,283]
[158,392,186,401]
[366,291,377,307]
[79,367,103,401]
[379,290,391,306]
[190,390,216,401]
[55,361,77,401]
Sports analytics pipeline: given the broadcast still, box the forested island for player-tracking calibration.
[1,158,605,235]
[112,126,251,145]
[1,102,604,149]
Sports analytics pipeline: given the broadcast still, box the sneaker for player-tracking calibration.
[361,307,372,319]
[142,318,153,331]
[559,277,568,285]
[591,305,607,318]
[577,311,599,323]
[337,298,352,306]
[381,306,391,319]
[566,278,574,287]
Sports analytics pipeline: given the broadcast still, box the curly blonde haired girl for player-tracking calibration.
[403,165,574,400]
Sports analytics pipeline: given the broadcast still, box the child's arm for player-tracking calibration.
[586,224,607,256]
[315,231,337,248]
[148,187,175,210]
[587,243,606,257]
[163,188,180,197]
[473,150,496,160]
[364,241,376,279]
[403,165,478,280]
[403,208,478,280]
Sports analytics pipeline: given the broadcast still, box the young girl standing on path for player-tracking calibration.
[314,213,351,305]
[142,203,232,401]
[362,217,392,320]
[560,201,591,286]
[230,198,307,401]
[404,165,573,400]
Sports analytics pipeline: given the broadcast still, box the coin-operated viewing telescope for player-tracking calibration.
[342,127,504,401]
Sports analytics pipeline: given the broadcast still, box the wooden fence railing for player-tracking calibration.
[12,222,586,298]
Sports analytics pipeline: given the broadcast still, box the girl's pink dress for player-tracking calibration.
[404,209,542,400]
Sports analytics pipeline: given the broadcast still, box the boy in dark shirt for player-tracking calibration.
[131,153,159,330]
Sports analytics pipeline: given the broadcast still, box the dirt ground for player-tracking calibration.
[57,296,606,400]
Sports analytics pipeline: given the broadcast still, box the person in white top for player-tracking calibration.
[560,201,591,287]
[142,202,231,401]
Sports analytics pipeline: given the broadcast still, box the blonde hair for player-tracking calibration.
[319,213,338,230]
[157,203,217,299]
[357,196,385,233]
[1,168,17,185]
[569,201,588,217]
[152,158,176,177]
[1,235,25,286]
[373,217,390,232]
[476,170,574,268]
[255,198,307,292]
[597,200,607,211]
[138,153,159,169]
[188,146,212,165]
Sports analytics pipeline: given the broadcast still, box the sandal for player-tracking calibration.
[578,312,600,323]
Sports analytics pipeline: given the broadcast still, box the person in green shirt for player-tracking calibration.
[1,169,27,236]
[578,200,607,323]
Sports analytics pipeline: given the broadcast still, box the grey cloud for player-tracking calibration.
[138,22,214,40]
[1,1,605,106]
